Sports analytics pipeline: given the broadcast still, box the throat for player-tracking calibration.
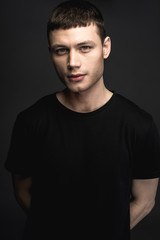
[56,88,113,113]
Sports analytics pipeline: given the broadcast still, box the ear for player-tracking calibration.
[103,36,111,59]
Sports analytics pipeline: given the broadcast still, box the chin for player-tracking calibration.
[68,85,90,94]
[64,78,97,94]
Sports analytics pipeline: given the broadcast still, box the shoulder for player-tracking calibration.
[19,93,56,117]
[15,93,57,133]
[114,92,153,132]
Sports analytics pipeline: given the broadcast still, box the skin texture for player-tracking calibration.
[48,23,113,113]
[12,24,159,230]
[130,178,159,229]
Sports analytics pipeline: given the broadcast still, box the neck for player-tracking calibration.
[57,79,113,113]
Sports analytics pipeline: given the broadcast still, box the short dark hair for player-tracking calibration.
[47,0,106,45]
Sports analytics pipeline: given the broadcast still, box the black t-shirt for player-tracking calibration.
[5,90,160,240]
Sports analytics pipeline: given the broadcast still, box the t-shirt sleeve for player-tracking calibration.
[5,112,37,176]
[132,117,160,179]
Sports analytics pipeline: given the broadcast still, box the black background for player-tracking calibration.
[1,0,160,239]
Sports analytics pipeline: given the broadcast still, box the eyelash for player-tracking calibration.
[55,46,92,55]
[81,46,92,51]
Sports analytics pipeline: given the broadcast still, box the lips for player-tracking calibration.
[68,74,86,82]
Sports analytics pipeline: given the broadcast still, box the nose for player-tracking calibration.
[67,49,81,70]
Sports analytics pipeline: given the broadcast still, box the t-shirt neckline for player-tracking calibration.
[54,89,116,118]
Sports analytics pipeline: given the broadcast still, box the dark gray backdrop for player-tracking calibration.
[1,0,160,239]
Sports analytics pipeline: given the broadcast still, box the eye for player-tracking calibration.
[55,48,68,55]
[80,46,92,52]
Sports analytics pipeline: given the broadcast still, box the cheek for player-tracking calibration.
[52,58,66,75]
[87,53,104,75]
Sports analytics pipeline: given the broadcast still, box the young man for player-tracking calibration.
[5,1,160,239]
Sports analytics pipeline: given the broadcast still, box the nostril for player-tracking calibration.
[67,65,73,70]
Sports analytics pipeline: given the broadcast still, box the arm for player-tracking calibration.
[130,178,159,230]
[12,174,32,215]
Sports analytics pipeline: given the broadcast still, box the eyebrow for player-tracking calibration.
[77,40,96,46]
[50,40,96,50]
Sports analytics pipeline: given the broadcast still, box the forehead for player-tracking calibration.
[49,24,101,46]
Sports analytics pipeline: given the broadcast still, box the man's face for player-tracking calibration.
[49,23,110,93]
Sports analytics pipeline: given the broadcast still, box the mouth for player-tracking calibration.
[68,74,86,82]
